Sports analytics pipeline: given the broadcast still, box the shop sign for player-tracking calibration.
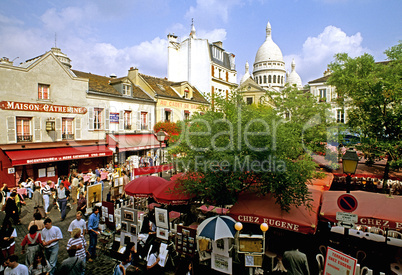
[8,168,15,174]
[0,101,87,114]
[110,113,119,123]
[323,247,357,275]
[158,100,200,110]
[25,152,108,164]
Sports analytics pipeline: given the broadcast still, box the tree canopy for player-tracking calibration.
[170,91,322,211]
[328,41,402,170]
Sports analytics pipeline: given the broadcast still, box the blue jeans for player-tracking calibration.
[45,242,59,275]
[26,187,33,198]
[58,198,67,219]
[88,231,98,259]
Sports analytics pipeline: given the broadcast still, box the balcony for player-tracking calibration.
[17,135,32,142]
[62,133,74,140]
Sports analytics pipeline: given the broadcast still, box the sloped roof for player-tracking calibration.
[72,70,154,101]
[308,74,330,84]
[139,74,209,104]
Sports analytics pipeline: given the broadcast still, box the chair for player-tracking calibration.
[387,230,402,239]
[360,266,373,275]
[369,227,384,235]
[316,254,325,275]
[319,245,327,257]
[356,250,367,264]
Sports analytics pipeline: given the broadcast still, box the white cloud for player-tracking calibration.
[285,25,368,84]
[198,29,227,43]
[185,0,243,24]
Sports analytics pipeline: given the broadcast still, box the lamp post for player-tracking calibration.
[342,148,359,193]
[156,130,166,177]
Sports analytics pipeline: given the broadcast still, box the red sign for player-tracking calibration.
[337,194,358,213]
[0,101,87,114]
[324,247,357,275]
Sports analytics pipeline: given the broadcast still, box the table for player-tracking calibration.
[16,188,27,197]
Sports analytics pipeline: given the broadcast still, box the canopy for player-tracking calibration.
[228,186,323,234]
[320,191,402,229]
[124,176,167,197]
[197,215,237,240]
[152,180,193,205]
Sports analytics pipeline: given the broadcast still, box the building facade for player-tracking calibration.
[167,23,237,99]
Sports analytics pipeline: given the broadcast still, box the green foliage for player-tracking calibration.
[171,91,319,211]
[328,41,402,171]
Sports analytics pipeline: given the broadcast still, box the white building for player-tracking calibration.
[167,23,237,99]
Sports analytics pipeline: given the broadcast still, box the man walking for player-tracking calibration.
[57,245,85,275]
[87,206,100,262]
[32,185,45,218]
[42,181,52,215]
[56,182,69,221]
[68,211,87,236]
[4,254,29,275]
[71,174,79,205]
[41,218,63,275]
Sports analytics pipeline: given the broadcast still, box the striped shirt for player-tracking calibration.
[66,237,87,259]
[42,185,52,196]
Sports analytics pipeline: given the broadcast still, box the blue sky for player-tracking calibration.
[1,0,401,86]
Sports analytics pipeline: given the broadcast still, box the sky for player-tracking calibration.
[1,0,401,86]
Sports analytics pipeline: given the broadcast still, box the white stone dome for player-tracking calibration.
[254,21,283,63]
[287,59,303,89]
[240,62,252,84]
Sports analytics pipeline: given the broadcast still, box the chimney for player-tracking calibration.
[128,67,139,85]
[167,33,178,43]
[0,57,13,65]
[213,41,223,48]
[110,73,117,78]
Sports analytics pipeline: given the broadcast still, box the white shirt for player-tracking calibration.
[4,264,29,275]
[68,219,87,233]
[147,253,158,267]
[41,226,63,248]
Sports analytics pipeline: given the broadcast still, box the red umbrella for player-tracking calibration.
[124,176,168,197]
[152,180,193,205]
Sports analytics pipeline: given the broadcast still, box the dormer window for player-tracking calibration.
[212,46,223,61]
[184,89,190,99]
[123,84,131,96]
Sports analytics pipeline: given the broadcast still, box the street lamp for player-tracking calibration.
[342,148,359,193]
[156,130,166,177]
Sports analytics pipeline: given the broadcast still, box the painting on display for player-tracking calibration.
[211,253,232,274]
[121,207,137,225]
[176,225,196,257]
[155,207,169,229]
[86,183,102,208]
[157,227,169,240]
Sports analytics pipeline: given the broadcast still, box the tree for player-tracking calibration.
[328,41,402,177]
[170,92,319,211]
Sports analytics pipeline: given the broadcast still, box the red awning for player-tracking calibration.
[229,186,323,234]
[5,145,112,166]
[320,191,402,229]
[107,134,164,152]
[133,164,173,176]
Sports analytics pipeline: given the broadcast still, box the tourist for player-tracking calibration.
[21,225,42,267]
[76,193,87,215]
[87,206,100,262]
[12,189,25,217]
[113,251,131,275]
[29,250,51,275]
[87,169,96,184]
[4,193,19,225]
[282,243,310,275]
[28,212,45,231]
[56,182,69,221]
[32,186,45,219]
[0,219,17,259]
[41,218,62,275]
[66,228,87,275]
[24,178,34,199]
[57,245,85,275]
[4,254,28,275]
[42,181,52,215]
[68,212,87,236]
[71,174,79,205]
[146,242,161,275]
[126,242,140,271]
[94,177,104,192]
[95,167,101,178]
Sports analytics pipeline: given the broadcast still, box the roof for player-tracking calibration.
[209,44,235,71]
[72,70,154,101]
[308,74,330,84]
[139,74,209,104]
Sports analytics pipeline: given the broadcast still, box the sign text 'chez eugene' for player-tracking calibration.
[0,101,87,114]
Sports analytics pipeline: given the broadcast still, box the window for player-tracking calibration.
[62,118,74,140]
[268,75,272,83]
[273,75,276,83]
[184,89,189,99]
[246,97,253,105]
[263,75,267,83]
[319,89,327,102]
[94,108,103,130]
[259,76,262,84]
[38,84,50,100]
[16,117,32,142]
[165,110,172,122]
[337,110,345,123]
[123,84,131,96]
[141,112,148,130]
[184,111,190,120]
[124,111,132,130]
[212,46,223,61]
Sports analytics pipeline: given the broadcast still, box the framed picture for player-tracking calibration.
[155,207,169,229]
[123,210,134,222]
[211,253,232,274]
[130,224,137,235]
[121,221,128,232]
[157,227,169,240]
[121,208,137,225]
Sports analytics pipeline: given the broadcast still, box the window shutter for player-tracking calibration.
[75,117,82,140]
[33,117,42,142]
[119,110,124,131]
[6,116,16,143]
[148,112,152,131]
[181,110,185,120]
[88,107,94,131]
[136,111,141,130]
[105,108,110,131]
[55,117,62,141]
